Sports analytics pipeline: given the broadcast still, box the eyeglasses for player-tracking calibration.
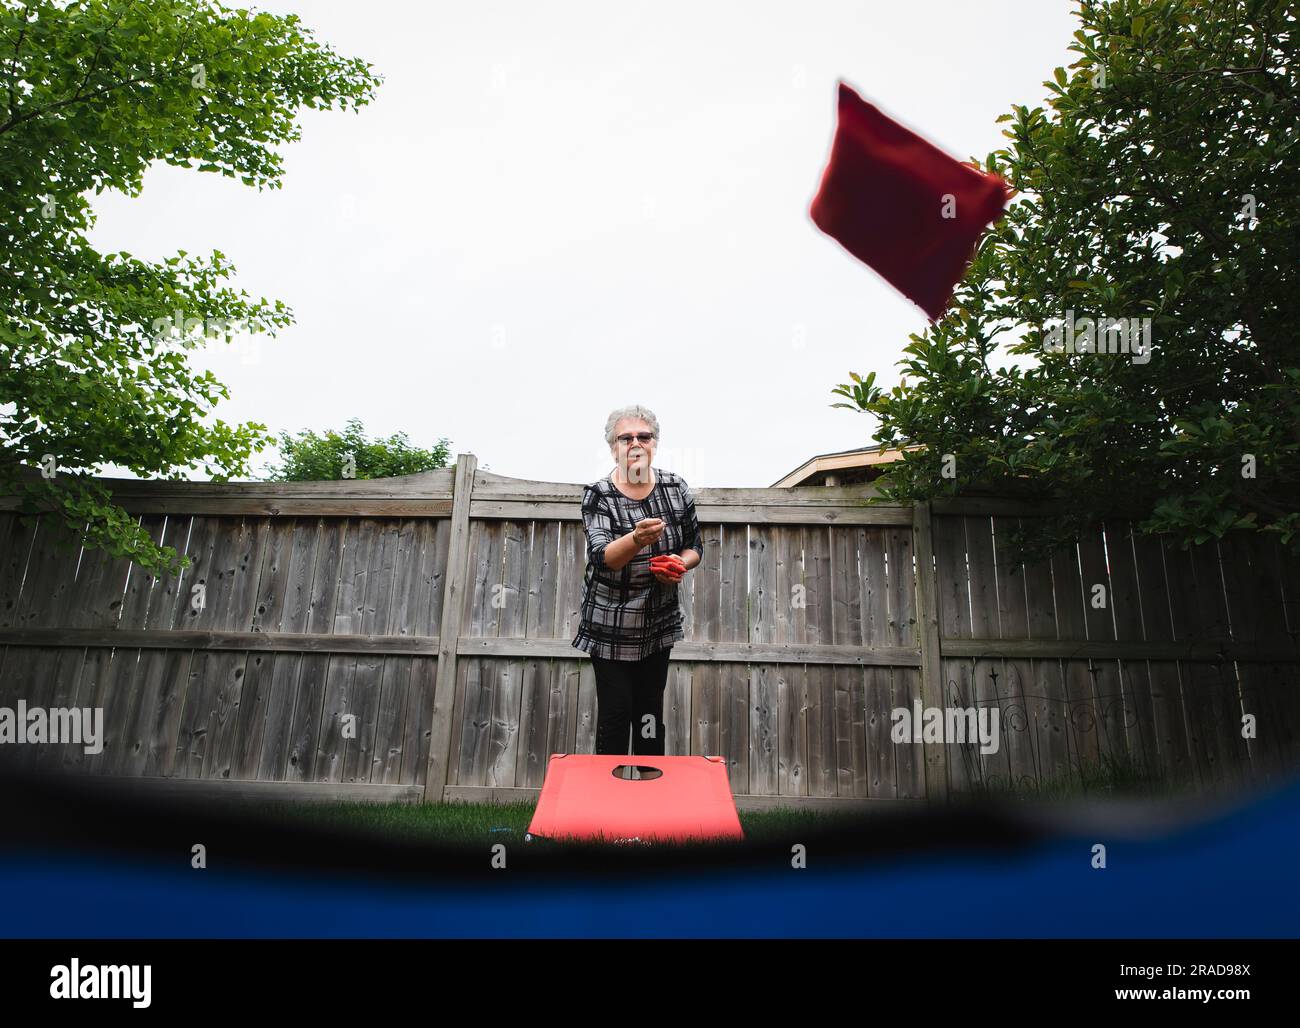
[616,433,656,445]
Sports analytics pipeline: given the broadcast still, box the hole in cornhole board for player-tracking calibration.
[611,765,663,781]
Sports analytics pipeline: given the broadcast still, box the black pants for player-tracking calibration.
[591,647,672,756]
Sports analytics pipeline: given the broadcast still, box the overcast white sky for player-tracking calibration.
[88,0,1077,488]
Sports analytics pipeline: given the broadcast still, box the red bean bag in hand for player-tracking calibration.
[650,555,685,580]
[809,80,1012,322]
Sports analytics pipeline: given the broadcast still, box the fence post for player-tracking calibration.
[423,452,477,803]
[911,500,949,803]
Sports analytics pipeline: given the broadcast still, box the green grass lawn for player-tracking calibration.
[262,797,873,849]
[255,756,1191,850]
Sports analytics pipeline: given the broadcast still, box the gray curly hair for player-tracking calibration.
[604,405,660,448]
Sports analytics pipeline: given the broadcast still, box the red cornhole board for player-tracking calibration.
[526,754,744,845]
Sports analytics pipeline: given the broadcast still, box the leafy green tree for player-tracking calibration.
[264,418,452,481]
[834,0,1298,558]
[0,0,381,572]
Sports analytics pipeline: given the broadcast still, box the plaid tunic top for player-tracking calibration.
[571,468,703,661]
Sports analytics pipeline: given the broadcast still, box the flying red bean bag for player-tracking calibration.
[809,80,1012,321]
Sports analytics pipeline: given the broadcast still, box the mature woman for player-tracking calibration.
[571,405,703,757]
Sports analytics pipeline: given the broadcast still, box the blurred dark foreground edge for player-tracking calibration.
[1,756,1294,883]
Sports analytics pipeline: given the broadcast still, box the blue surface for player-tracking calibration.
[4,776,1298,937]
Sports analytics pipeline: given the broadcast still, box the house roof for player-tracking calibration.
[770,442,923,487]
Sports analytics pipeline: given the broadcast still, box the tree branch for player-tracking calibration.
[71,3,131,108]
[5,2,28,121]
[0,31,267,136]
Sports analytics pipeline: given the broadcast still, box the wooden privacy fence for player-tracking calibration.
[923,500,1300,794]
[0,455,1296,809]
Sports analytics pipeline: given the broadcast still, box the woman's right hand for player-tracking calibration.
[632,517,665,547]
